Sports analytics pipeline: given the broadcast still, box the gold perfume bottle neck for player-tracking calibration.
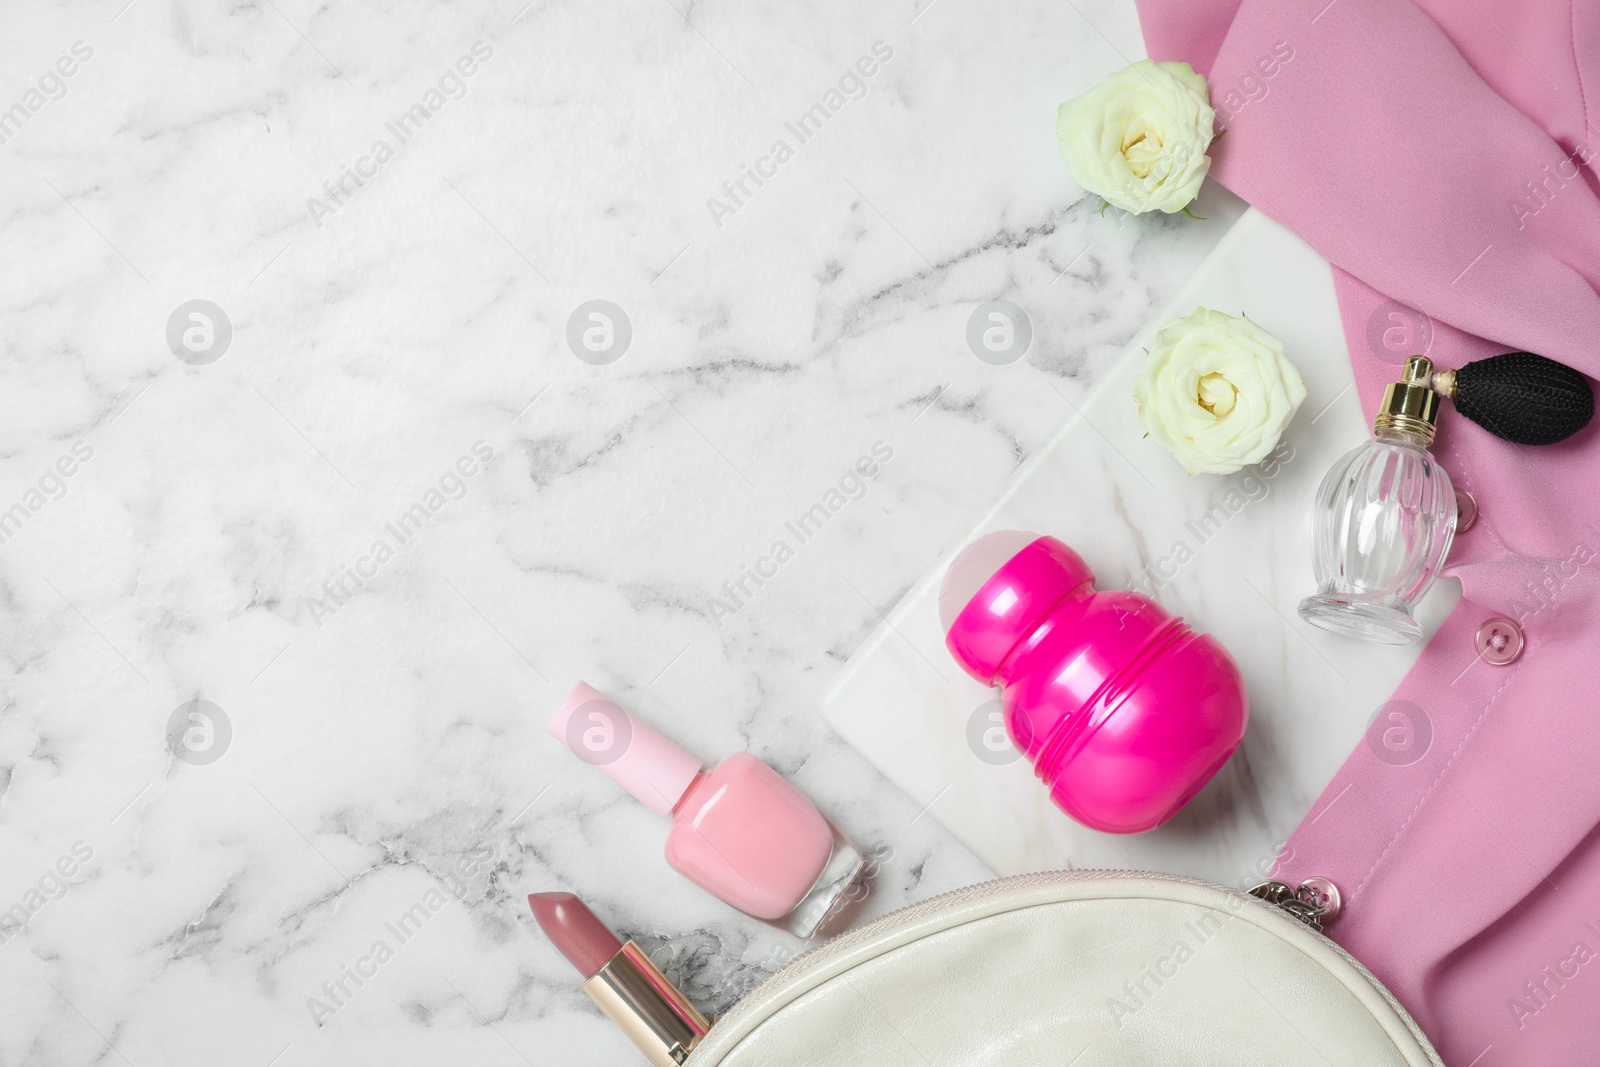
[1374,356,1440,446]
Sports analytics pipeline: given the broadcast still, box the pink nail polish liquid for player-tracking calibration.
[550,683,864,938]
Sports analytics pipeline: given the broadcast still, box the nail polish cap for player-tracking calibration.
[549,682,703,817]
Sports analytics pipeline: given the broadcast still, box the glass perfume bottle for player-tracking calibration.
[1299,357,1457,644]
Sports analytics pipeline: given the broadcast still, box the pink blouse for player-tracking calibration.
[1135,0,1600,1060]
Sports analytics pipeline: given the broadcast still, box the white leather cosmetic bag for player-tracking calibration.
[690,871,1441,1066]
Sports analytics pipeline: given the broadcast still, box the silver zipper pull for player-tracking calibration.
[1249,877,1341,933]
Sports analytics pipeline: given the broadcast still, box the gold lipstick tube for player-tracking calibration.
[583,941,712,1066]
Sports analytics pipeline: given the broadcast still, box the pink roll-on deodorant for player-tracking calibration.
[940,531,1248,834]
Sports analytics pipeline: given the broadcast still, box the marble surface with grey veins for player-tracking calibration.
[0,0,1246,1063]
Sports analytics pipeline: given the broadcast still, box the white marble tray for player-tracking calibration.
[821,208,1460,887]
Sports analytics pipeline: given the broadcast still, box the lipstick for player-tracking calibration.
[530,892,711,1066]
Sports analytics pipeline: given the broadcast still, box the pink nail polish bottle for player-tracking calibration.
[550,682,865,938]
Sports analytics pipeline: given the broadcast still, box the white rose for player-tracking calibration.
[1133,308,1306,475]
[1056,60,1215,215]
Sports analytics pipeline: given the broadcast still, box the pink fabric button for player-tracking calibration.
[1454,488,1477,533]
[1474,617,1524,665]
[1299,876,1342,924]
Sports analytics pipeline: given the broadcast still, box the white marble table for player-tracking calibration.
[0,1,1246,1063]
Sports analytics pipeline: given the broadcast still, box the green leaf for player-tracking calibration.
[1180,205,1207,221]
